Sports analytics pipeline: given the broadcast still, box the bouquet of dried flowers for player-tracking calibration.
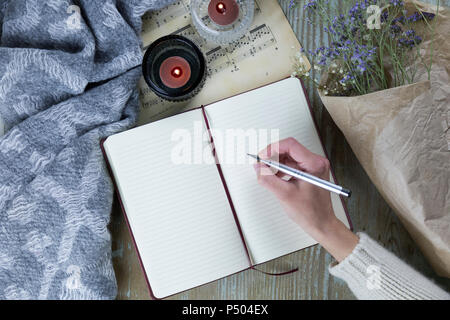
[292,0,437,96]
[291,0,450,278]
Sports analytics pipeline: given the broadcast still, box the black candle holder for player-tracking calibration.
[142,35,206,102]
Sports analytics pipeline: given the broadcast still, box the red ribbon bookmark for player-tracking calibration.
[251,266,299,276]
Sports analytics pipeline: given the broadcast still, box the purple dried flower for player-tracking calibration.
[390,24,402,35]
[381,10,389,23]
[389,0,404,7]
[408,11,436,22]
[303,0,318,12]
[393,15,406,24]
[422,12,436,20]
[398,29,422,48]
[296,0,431,95]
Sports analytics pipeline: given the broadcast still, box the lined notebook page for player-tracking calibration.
[104,109,249,299]
[206,78,350,265]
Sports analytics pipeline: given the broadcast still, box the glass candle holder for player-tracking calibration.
[142,35,206,102]
[191,0,254,45]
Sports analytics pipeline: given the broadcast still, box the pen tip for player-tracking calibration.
[247,153,260,161]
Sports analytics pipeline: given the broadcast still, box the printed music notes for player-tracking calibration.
[138,0,303,125]
[142,1,191,32]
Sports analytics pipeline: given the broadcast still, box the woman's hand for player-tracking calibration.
[253,137,358,262]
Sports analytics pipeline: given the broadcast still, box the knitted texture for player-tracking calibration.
[0,0,174,299]
[329,233,450,300]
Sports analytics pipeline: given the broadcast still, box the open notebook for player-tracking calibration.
[102,77,351,299]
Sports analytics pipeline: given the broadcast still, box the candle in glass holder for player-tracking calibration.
[159,56,191,89]
[142,35,206,101]
[208,0,239,26]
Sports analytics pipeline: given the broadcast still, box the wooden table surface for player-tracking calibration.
[110,0,450,300]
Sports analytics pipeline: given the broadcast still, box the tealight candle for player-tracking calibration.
[142,35,206,101]
[191,0,253,45]
[208,0,240,26]
[159,56,191,89]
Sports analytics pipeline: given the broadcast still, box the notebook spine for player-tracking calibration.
[200,106,254,267]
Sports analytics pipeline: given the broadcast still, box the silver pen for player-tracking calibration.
[248,154,351,197]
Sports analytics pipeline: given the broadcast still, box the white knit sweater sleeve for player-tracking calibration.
[328,232,450,300]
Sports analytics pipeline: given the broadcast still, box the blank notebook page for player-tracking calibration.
[104,109,249,299]
[206,77,350,265]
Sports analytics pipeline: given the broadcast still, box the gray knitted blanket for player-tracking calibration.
[0,0,173,299]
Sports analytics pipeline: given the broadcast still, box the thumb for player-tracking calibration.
[253,162,294,200]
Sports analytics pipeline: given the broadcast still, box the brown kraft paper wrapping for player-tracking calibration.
[319,1,450,277]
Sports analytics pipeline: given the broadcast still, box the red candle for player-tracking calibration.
[208,0,239,26]
[159,56,191,89]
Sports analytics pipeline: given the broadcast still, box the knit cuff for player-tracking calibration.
[329,232,450,300]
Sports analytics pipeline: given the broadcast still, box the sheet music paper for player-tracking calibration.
[103,109,249,298]
[138,0,306,124]
[205,78,351,264]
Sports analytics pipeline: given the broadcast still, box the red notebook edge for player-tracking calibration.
[100,76,353,299]
[298,78,353,231]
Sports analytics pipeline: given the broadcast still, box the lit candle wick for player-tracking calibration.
[216,2,227,14]
[171,67,182,78]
